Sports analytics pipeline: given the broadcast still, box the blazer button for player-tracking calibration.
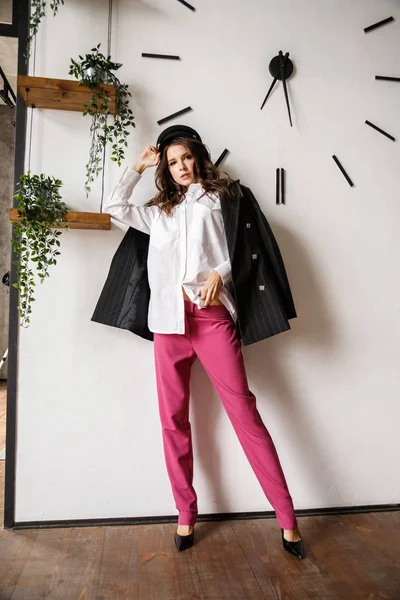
[246,223,252,228]
[252,253,258,259]
[259,285,265,290]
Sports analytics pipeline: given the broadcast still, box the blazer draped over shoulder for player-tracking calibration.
[91,180,297,346]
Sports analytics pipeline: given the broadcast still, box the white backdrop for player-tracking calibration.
[14,0,400,522]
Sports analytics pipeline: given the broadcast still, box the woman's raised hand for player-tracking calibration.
[133,145,161,174]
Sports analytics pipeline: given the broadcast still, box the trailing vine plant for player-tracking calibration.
[25,0,65,61]
[69,43,136,197]
[10,171,69,327]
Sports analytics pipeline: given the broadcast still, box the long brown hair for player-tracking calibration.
[144,137,238,216]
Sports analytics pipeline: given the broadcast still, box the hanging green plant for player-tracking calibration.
[69,43,136,197]
[25,0,65,61]
[10,171,69,328]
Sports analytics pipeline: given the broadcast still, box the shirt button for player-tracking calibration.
[246,223,252,228]
[252,254,257,259]
[259,285,265,290]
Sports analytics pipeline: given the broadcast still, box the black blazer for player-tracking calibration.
[91,180,297,346]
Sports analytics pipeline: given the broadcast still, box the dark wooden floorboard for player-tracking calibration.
[337,513,400,595]
[359,511,400,565]
[190,521,265,599]
[6,527,104,599]
[96,525,140,599]
[0,528,39,600]
[303,514,399,599]
[1,384,400,599]
[231,516,347,600]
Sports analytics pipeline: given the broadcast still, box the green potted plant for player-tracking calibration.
[10,171,69,327]
[69,43,136,197]
[25,0,65,61]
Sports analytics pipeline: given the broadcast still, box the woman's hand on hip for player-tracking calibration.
[199,271,223,307]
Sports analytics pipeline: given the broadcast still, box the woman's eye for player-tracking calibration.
[170,156,191,166]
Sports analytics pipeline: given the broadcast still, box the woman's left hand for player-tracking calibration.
[199,270,223,307]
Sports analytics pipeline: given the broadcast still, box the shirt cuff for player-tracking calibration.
[122,167,142,187]
[213,258,232,286]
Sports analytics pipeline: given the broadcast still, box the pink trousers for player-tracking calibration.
[153,300,298,529]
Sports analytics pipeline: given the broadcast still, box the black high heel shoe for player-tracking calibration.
[281,528,305,559]
[174,526,195,551]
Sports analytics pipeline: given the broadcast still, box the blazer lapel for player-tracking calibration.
[220,180,242,261]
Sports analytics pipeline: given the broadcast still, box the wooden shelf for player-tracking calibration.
[9,209,111,230]
[17,76,117,114]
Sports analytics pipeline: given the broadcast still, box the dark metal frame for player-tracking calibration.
[0,0,19,38]
[2,0,399,531]
[0,64,17,107]
[3,0,29,529]
[9,502,400,531]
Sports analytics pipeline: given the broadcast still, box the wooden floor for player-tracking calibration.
[0,382,399,599]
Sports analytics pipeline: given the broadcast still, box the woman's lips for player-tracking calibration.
[181,174,190,178]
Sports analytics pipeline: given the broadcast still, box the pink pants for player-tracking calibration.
[153,300,298,529]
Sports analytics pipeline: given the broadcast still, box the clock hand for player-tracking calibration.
[262,51,294,115]
[279,51,293,127]
[282,73,293,126]
[261,50,286,110]
[260,77,278,110]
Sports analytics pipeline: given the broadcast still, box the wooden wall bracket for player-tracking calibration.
[9,209,111,230]
[17,75,117,114]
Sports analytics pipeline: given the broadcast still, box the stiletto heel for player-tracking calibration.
[281,528,305,559]
[174,526,195,551]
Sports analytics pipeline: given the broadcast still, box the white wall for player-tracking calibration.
[14,0,400,522]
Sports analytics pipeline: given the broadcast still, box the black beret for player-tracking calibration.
[156,124,202,155]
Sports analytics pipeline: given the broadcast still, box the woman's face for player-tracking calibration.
[166,144,196,187]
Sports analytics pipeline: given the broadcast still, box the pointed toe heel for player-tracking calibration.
[281,528,305,559]
[174,527,195,552]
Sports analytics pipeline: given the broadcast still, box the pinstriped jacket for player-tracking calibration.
[91,180,297,346]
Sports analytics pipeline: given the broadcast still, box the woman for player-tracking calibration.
[100,124,305,559]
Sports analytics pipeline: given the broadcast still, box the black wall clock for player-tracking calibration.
[141,3,397,200]
[261,50,294,127]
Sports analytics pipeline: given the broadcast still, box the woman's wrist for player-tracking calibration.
[133,162,146,175]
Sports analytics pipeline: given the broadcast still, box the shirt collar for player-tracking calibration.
[185,182,219,203]
[184,182,205,200]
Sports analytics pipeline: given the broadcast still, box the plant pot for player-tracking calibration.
[82,66,112,85]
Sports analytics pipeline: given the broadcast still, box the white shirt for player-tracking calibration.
[104,167,238,334]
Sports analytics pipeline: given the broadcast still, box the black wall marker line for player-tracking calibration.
[215,149,229,168]
[157,106,193,126]
[177,0,196,11]
[375,75,400,82]
[142,53,180,60]
[365,120,396,141]
[276,168,280,204]
[364,16,394,33]
[332,155,354,187]
[281,167,285,204]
